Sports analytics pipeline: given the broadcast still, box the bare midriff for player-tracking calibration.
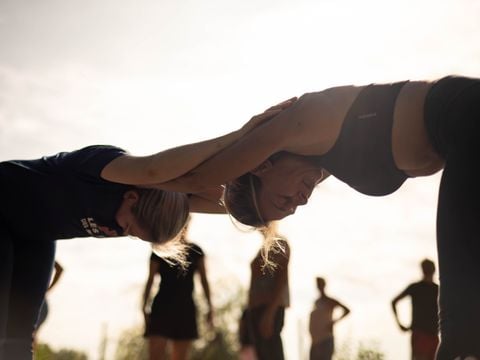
[289,80,445,178]
[392,81,444,177]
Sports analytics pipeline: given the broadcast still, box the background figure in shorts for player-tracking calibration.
[246,230,290,360]
[309,277,350,360]
[142,222,213,360]
[392,259,439,360]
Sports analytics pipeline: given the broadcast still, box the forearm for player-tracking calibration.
[103,98,296,189]
[391,300,400,317]
[101,128,245,187]
[145,129,244,184]
[334,308,350,323]
[201,279,213,310]
[143,281,153,309]
[391,303,403,325]
[176,123,285,190]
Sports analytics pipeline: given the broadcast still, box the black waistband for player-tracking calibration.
[424,75,480,158]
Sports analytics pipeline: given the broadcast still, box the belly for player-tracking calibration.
[392,81,445,176]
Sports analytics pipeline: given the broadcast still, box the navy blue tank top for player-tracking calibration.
[318,81,409,196]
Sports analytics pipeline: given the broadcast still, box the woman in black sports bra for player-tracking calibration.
[154,75,480,359]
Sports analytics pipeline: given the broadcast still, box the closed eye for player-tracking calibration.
[275,196,293,212]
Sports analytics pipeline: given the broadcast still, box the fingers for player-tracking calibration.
[258,108,283,119]
[242,96,297,134]
[267,97,298,111]
[257,105,289,120]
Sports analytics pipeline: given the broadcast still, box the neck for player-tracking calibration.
[422,275,433,282]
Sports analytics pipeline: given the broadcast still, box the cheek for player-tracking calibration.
[263,173,296,196]
[263,183,287,200]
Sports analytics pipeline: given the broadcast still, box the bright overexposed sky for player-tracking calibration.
[1,0,480,359]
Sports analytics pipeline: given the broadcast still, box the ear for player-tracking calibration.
[123,189,140,203]
[251,160,273,176]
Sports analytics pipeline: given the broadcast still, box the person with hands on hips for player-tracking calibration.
[391,259,439,360]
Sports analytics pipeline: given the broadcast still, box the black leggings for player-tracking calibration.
[0,226,55,360]
[424,76,480,359]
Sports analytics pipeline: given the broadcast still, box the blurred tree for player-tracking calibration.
[113,327,148,360]
[356,345,385,360]
[191,279,245,360]
[335,340,385,360]
[35,344,55,360]
[54,349,88,360]
[35,343,88,360]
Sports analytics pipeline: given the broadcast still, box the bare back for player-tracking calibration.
[282,80,444,178]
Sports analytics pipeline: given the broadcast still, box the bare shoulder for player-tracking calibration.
[301,85,363,119]
[282,85,364,155]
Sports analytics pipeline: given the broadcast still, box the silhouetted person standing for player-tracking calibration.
[309,277,350,360]
[142,220,213,360]
[391,259,439,360]
[246,230,290,360]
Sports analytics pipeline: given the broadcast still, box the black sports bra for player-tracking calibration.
[318,81,409,196]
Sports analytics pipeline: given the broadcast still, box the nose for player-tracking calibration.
[295,192,308,206]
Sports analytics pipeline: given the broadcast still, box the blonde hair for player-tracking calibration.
[132,188,190,265]
[224,173,265,227]
[223,176,285,270]
[151,230,190,268]
[258,222,287,271]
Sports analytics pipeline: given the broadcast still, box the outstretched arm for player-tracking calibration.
[164,90,337,192]
[100,99,296,190]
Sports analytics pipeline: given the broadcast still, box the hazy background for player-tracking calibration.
[1,0,480,358]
